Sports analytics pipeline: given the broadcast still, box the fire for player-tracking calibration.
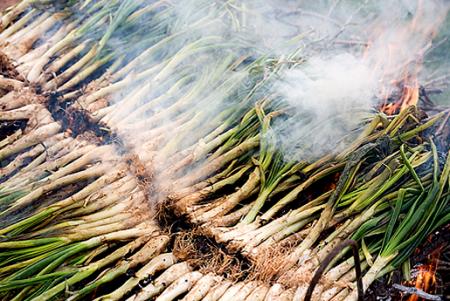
[372,0,448,116]
[403,246,442,301]
[406,265,436,301]
[381,77,420,115]
[400,80,420,111]
[375,37,421,115]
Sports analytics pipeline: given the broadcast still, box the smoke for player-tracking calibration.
[272,54,376,161]
[93,0,450,193]
[265,0,450,161]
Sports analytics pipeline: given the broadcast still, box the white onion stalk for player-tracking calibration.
[0,9,36,40]
[244,284,269,301]
[278,289,295,301]
[155,271,203,301]
[41,39,89,79]
[129,262,192,301]
[0,133,67,177]
[0,122,61,161]
[211,202,255,227]
[191,168,260,224]
[239,203,327,254]
[3,13,64,60]
[0,75,24,91]
[169,161,241,202]
[217,282,245,301]
[263,284,285,301]
[180,274,221,301]
[67,235,170,301]
[26,6,110,83]
[233,281,259,300]
[202,280,232,301]
[0,163,111,220]
[17,22,75,67]
[0,104,53,129]
[0,129,22,150]
[29,231,155,301]
[174,164,252,215]
[4,12,48,46]
[0,166,129,237]
[0,89,43,111]
[2,142,96,191]
[96,253,178,301]
[0,0,32,30]
[319,262,369,301]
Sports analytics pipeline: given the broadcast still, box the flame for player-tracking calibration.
[400,80,420,111]
[403,246,442,301]
[406,266,436,301]
[380,76,420,115]
[372,0,448,116]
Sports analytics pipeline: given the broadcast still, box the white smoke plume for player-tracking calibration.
[267,0,449,161]
[272,54,376,161]
[96,0,450,191]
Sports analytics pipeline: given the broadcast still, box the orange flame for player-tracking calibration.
[406,266,436,301]
[374,0,448,116]
[403,246,442,301]
[380,77,420,115]
[400,80,420,111]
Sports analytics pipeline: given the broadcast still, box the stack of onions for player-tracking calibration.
[0,1,449,300]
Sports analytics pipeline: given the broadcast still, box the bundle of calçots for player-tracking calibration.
[1,0,449,300]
